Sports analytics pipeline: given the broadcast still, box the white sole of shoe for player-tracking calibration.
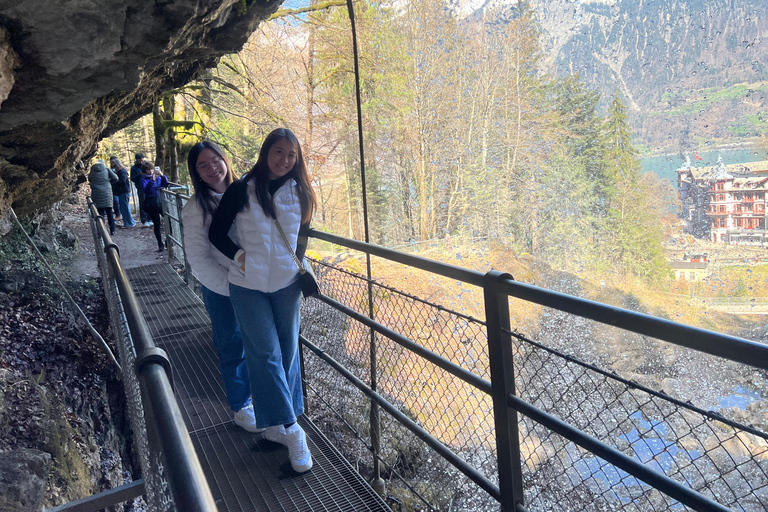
[234,421,265,433]
[291,456,313,473]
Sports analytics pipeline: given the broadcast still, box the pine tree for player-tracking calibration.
[602,92,669,283]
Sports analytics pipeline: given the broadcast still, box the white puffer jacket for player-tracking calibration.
[181,193,235,296]
[229,179,301,293]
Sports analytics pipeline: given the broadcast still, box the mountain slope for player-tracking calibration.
[481,0,768,152]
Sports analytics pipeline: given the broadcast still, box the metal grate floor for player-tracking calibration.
[126,263,391,512]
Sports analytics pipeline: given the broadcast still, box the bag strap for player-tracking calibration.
[274,219,307,275]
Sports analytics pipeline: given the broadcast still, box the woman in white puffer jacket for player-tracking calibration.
[209,128,316,474]
[181,141,259,433]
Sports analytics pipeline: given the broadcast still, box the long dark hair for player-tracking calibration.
[187,141,237,221]
[109,156,127,172]
[243,128,316,224]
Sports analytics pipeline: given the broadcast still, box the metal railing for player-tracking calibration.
[159,188,190,279]
[302,230,768,512]
[86,198,216,512]
[161,198,768,511]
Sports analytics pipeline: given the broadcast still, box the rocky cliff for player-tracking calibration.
[479,0,768,151]
[0,0,279,229]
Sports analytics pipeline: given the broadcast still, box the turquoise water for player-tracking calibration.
[641,148,768,183]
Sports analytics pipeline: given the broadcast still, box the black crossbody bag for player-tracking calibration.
[274,219,319,298]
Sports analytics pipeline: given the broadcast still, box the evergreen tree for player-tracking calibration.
[602,92,669,282]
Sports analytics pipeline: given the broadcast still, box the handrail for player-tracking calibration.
[310,229,486,287]
[167,181,190,194]
[493,277,768,372]
[164,217,763,511]
[86,200,217,511]
[311,262,740,512]
[311,229,768,371]
[159,188,192,284]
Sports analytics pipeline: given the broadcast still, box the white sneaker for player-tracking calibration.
[233,404,264,433]
[263,425,287,446]
[285,424,312,473]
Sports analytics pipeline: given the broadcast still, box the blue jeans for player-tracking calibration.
[117,192,135,226]
[201,286,251,412]
[229,279,304,428]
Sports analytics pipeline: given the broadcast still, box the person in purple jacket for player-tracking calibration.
[139,161,169,252]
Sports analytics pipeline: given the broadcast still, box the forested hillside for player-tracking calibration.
[104,0,678,286]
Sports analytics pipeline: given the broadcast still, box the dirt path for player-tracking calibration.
[64,202,169,279]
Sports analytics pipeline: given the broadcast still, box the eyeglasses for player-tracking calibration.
[197,156,224,173]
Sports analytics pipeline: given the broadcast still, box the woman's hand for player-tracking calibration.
[237,252,246,272]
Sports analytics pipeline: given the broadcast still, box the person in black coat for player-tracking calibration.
[109,156,136,227]
[130,153,150,225]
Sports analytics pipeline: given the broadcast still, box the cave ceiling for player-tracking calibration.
[0,0,280,228]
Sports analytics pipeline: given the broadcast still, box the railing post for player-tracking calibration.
[160,190,170,255]
[484,270,524,511]
[175,193,189,275]
[368,272,385,495]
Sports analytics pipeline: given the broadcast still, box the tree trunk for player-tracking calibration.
[152,103,165,171]
[168,129,178,183]
[142,115,154,160]
[162,95,179,181]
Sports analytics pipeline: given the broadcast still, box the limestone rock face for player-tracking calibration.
[0,27,18,110]
[0,448,51,512]
[0,0,279,223]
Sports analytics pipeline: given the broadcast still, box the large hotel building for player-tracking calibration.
[677,157,768,245]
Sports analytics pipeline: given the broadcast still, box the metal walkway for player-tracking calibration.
[127,263,391,512]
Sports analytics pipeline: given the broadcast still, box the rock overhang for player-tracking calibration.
[0,0,280,223]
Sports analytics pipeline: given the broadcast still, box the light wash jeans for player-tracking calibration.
[229,279,304,428]
[117,192,135,227]
[201,286,251,412]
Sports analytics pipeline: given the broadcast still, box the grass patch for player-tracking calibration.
[655,82,768,119]
[727,114,767,137]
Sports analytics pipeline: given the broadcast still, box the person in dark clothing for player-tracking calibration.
[112,194,121,220]
[109,156,136,227]
[130,153,151,225]
[88,159,119,235]
[140,160,169,251]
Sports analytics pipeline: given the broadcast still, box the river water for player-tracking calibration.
[641,147,768,183]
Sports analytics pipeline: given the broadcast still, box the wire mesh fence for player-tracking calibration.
[302,255,768,511]
[301,259,499,511]
[88,211,175,511]
[158,204,767,510]
[160,189,189,268]
[509,316,768,512]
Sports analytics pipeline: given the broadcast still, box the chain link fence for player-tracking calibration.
[88,210,175,511]
[157,204,767,511]
[510,318,768,512]
[160,188,189,270]
[301,255,768,511]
